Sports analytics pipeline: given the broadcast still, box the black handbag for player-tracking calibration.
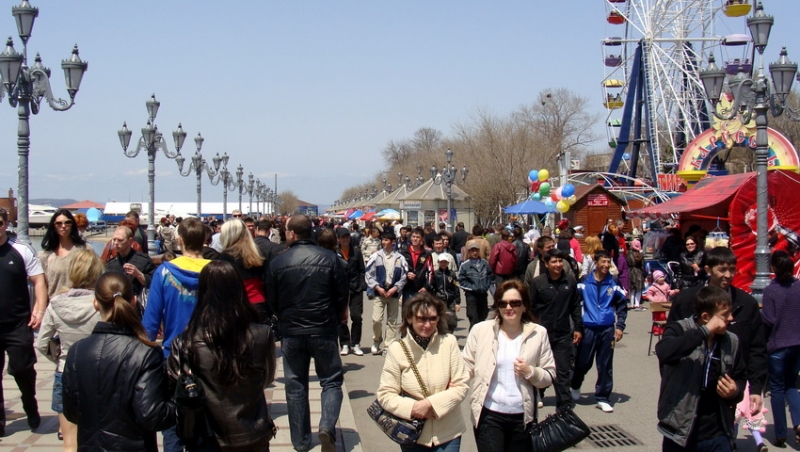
[529,371,591,452]
[367,340,430,446]
[173,339,216,448]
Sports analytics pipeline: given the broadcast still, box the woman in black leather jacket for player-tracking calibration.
[678,236,705,289]
[169,260,277,452]
[62,272,175,451]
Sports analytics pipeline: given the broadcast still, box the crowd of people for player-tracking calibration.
[0,206,798,452]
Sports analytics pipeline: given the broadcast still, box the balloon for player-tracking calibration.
[555,186,564,199]
[556,200,570,213]
[532,193,542,201]
[529,169,539,183]
[562,184,575,197]
[567,195,577,205]
[538,169,549,182]
[543,198,555,207]
[550,192,559,201]
[530,181,540,192]
[539,182,551,196]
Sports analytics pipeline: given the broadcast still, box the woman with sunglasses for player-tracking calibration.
[40,209,90,301]
[462,279,556,452]
[377,293,469,451]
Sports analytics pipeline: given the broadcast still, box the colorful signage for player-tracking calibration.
[587,194,609,206]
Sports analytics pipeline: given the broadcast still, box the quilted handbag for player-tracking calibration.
[529,371,591,452]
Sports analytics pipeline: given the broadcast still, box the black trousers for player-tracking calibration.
[338,291,363,347]
[0,319,38,425]
[464,292,489,331]
[541,335,575,409]
[474,407,531,452]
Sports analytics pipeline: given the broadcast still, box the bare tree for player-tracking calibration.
[276,190,299,215]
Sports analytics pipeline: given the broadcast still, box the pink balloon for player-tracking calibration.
[555,186,564,199]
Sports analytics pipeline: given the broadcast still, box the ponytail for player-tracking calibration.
[771,250,796,285]
[95,272,157,347]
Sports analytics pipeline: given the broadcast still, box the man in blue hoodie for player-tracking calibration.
[570,250,628,413]
[142,217,210,452]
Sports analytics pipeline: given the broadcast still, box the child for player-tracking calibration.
[426,253,460,333]
[655,285,746,451]
[457,241,493,331]
[735,383,769,452]
[645,270,680,304]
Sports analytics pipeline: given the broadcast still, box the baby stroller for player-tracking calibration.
[664,261,682,290]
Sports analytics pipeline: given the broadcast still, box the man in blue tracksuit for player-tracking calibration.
[570,250,628,413]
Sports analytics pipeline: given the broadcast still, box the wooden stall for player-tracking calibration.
[563,184,627,245]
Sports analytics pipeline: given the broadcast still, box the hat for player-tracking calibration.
[466,240,480,250]
[631,239,642,251]
[438,253,453,264]
[335,227,351,237]
[652,270,665,281]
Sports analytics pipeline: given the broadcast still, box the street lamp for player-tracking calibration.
[235,164,244,212]
[175,134,220,219]
[246,173,255,214]
[118,95,186,255]
[1,0,87,244]
[700,2,799,300]
[431,148,468,230]
[208,153,242,221]
[415,163,424,187]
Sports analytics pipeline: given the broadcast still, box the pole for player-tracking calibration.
[446,179,452,231]
[750,71,771,301]
[196,167,202,219]
[222,177,228,221]
[146,149,156,252]
[15,91,31,244]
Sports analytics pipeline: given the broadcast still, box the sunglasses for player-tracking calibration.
[414,315,439,324]
[55,220,73,227]
[233,214,242,218]
[497,299,523,309]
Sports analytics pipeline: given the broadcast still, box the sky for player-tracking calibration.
[0,0,798,208]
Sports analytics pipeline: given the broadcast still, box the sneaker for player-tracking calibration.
[371,343,381,355]
[596,401,614,413]
[319,429,335,452]
[352,344,364,356]
[340,345,349,356]
[570,388,580,401]
[756,443,768,452]
[537,401,544,409]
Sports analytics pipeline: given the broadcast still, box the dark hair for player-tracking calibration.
[771,250,795,285]
[535,235,555,251]
[257,219,273,231]
[243,216,255,224]
[543,248,566,263]
[183,261,258,385]
[472,224,483,236]
[559,228,574,240]
[399,293,448,337]
[0,207,7,222]
[380,231,396,242]
[705,246,736,269]
[695,285,731,318]
[41,208,86,252]
[594,250,612,262]
[287,214,312,239]
[493,279,537,324]
[95,272,156,347]
[125,211,140,220]
[317,228,337,252]
[178,217,206,252]
[411,227,424,238]
[499,229,511,240]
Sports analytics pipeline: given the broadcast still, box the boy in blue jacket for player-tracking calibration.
[570,250,628,413]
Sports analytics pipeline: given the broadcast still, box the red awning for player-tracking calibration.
[361,211,377,221]
[627,172,754,220]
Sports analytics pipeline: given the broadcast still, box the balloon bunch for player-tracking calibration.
[528,168,578,213]
[528,169,550,204]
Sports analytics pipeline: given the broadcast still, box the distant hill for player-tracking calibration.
[30,198,77,207]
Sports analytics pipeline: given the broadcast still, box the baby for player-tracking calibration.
[645,270,679,303]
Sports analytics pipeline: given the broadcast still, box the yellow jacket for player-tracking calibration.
[377,332,469,447]
[462,319,556,427]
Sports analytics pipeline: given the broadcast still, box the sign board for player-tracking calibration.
[657,174,685,192]
[587,194,609,207]
[401,200,422,210]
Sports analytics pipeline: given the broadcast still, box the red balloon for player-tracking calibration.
[530,181,540,192]
[551,192,559,201]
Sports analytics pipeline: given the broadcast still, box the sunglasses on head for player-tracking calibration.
[497,299,523,309]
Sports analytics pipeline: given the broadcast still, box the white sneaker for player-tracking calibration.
[570,388,580,401]
[596,401,614,413]
[340,345,349,356]
[371,343,381,355]
[352,344,364,356]
[537,401,544,409]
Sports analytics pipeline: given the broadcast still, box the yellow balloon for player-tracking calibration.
[567,195,578,205]
[556,200,569,213]
[538,169,550,182]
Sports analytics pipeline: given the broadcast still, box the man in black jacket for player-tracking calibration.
[336,227,367,356]
[668,246,767,419]
[266,215,348,452]
[529,249,583,409]
[254,219,286,269]
[450,222,469,264]
[400,228,433,302]
[105,226,156,298]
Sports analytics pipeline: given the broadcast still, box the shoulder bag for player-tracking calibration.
[529,370,591,452]
[173,338,216,448]
[367,340,430,446]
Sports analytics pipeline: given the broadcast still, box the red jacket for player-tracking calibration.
[489,241,517,276]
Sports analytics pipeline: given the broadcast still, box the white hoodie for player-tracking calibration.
[36,288,102,372]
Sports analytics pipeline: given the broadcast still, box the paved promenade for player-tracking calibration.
[0,298,796,451]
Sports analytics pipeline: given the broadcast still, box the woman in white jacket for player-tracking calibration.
[462,279,556,452]
[36,249,104,451]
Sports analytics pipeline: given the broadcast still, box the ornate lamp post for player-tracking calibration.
[208,153,242,221]
[0,0,88,244]
[431,148,468,230]
[175,135,220,219]
[700,2,799,300]
[415,163,424,187]
[118,95,186,255]
[246,173,255,214]
[235,164,244,212]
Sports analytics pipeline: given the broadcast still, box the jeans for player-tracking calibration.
[401,436,461,452]
[338,291,364,347]
[372,295,400,348]
[0,319,38,426]
[571,325,615,403]
[51,372,63,413]
[474,408,530,452]
[162,425,185,452]
[662,435,732,451]
[464,292,489,331]
[282,335,343,451]
[768,345,800,439]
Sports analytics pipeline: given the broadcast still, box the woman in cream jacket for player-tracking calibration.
[462,279,556,452]
[377,293,469,451]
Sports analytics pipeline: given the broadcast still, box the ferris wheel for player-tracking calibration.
[601,0,754,183]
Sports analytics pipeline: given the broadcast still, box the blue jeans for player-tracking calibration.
[401,436,461,452]
[162,425,185,452]
[282,335,343,451]
[571,325,615,403]
[51,372,63,413]
[768,345,800,439]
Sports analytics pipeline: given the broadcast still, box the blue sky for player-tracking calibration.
[0,0,797,207]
